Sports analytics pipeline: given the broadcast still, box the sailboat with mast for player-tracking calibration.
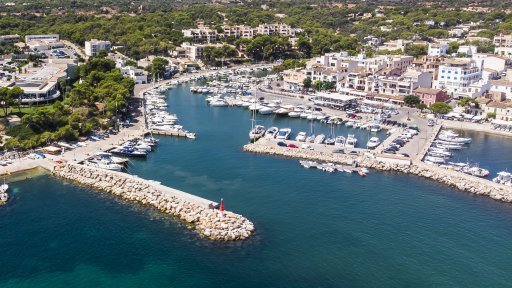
[305,118,315,143]
[248,92,265,142]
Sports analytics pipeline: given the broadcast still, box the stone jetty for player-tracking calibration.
[53,163,254,241]
[243,142,512,203]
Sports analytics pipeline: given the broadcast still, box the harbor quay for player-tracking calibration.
[243,137,512,203]
[53,163,254,241]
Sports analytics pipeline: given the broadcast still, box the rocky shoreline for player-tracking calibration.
[243,143,512,203]
[53,163,254,241]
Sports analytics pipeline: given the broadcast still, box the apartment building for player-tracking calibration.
[182,25,217,43]
[494,33,512,48]
[377,70,433,96]
[433,58,485,98]
[85,40,112,56]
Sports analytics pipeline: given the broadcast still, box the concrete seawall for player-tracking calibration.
[243,141,512,203]
[53,163,254,241]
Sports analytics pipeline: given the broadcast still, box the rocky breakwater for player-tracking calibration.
[53,163,254,241]
[243,142,512,203]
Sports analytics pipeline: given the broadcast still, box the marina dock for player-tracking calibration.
[148,130,190,137]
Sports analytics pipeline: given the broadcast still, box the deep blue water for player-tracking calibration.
[2,85,512,287]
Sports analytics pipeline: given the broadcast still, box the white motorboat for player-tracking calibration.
[370,125,382,133]
[334,136,346,147]
[288,111,301,118]
[424,156,445,164]
[258,106,275,115]
[314,134,325,144]
[345,134,357,148]
[295,132,307,142]
[366,137,381,149]
[276,128,292,140]
[265,127,279,138]
[324,137,335,145]
[345,121,354,127]
[306,134,315,143]
[249,125,266,141]
[299,160,318,168]
[274,107,291,115]
[186,132,196,139]
[210,99,228,107]
[493,171,512,184]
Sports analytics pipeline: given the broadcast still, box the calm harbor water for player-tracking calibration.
[2,85,512,287]
[444,129,512,177]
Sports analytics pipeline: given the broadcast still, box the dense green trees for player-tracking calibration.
[404,95,420,107]
[0,2,508,61]
[429,102,453,115]
[246,35,291,61]
[201,45,237,66]
[149,57,170,79]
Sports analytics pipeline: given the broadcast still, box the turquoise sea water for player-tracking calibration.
[2,85,512,287]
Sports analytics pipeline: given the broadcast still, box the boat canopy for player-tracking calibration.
[492,119,512,126]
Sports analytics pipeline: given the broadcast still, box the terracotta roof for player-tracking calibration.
[475,97,492,104]
[414,87,443,94]
[487,101,512,108]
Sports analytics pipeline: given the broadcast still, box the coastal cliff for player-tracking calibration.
[53,163,254,241]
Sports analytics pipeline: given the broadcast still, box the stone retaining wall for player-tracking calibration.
[53,163,254,241]
[243,143,512,202]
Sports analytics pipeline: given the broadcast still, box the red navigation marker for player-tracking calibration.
[219,198,225,211]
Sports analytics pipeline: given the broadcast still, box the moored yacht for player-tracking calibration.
[276,128,292,140]
[265,127,279,138]
[314,134,326,144]
[345,134,357,148]
[249,125,266,141]
[366,137,380,149]
[334,136,346,147]
[295,132,307,142]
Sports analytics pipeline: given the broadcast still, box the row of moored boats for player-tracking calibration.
[424,130,489,177]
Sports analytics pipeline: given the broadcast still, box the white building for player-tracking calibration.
[0,34,19,43]
[1,64,70,104]
[490,69,512,99]
[495,46,512,59]
[25,34,59,42]
[472,54,508,74]
[85,40,112,56]
[377,39,411,52]
[428,43,448,56]
[434,59,484,98]
[121,66,147,84]
[457,45,477,56]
